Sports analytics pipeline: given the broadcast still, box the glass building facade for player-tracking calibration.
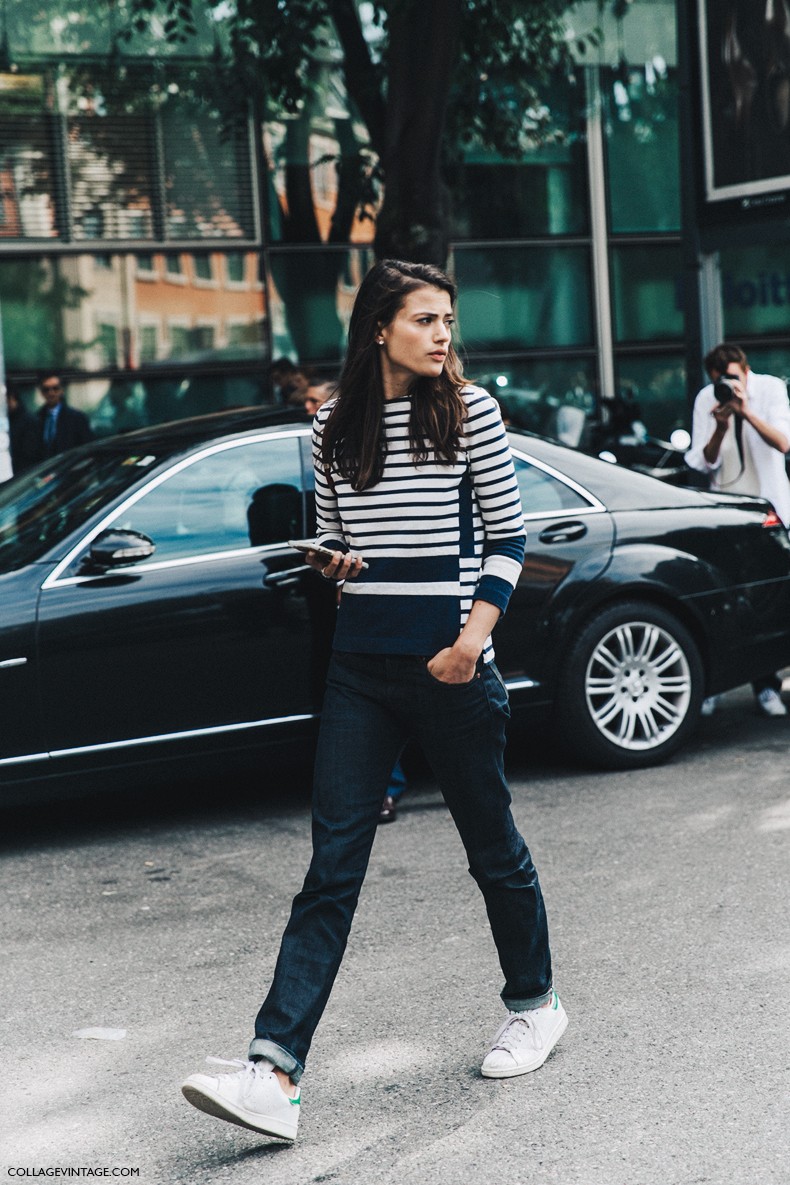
[2,1,789,447]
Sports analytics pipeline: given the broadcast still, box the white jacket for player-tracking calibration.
[685,371,790,527]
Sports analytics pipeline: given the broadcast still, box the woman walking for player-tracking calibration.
[182,259,567,1140]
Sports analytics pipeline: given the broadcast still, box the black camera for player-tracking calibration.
[713,377,737,404]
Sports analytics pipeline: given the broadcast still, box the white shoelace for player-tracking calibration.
[490,1011,544,1055]
[205,1056,271,1077]
[204,1056,298,1100]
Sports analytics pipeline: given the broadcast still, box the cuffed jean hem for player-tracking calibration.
[249,1038,304,1084]
[501,985,554,1012]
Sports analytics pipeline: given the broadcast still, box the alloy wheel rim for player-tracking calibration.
[584,621,692,751]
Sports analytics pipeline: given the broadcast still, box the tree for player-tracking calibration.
[128,0,623,267]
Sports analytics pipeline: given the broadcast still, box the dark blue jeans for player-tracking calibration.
[249,652,553,1082]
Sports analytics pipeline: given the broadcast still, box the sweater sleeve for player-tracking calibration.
[311,404,347,552]
[464,390,526,615]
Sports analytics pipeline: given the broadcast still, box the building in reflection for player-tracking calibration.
[2,2,790,446]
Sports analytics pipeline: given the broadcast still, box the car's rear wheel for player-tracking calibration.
[556,601,703,770]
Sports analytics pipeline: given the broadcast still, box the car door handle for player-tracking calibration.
[263,564,311,589]
[538,521,588,544]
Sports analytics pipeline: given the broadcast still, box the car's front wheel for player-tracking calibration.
[556,601,703,770]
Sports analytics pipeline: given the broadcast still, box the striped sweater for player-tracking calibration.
[313,385,526,660]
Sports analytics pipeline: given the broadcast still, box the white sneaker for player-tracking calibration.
[757,688,787,717]
[181,1058,300,1139]
[481,991,568,1078]
[700,695,719,717]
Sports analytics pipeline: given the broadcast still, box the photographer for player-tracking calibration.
[686,342,790,717]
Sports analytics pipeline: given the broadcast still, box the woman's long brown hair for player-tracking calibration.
[320,259,467,491]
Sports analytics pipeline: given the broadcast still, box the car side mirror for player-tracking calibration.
[87,528,156,570]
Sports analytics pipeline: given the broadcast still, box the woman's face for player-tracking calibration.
[378,286,454,395]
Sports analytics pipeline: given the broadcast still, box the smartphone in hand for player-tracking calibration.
[288,539,369,570]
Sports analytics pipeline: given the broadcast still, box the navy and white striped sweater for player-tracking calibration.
[313,385,526,661]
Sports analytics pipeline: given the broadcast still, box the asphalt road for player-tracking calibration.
[2,683,789,1185]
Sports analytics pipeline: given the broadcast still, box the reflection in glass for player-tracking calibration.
[512,458,592,514]
[162,94,256,240]
[604,63,680,233]
[0,257,84,369]
[3,0,223,59]
[735,347,790,390]
[88,371,271,437]
[614,353,687,441]
[454,247,593,351]
[0,73,58,238]
[473,358,598,447]
[1,66,256,245]
[0,448,165,573]
[192,254,214,280]
[118,439,303,561]
[263,58,379,246]
[139,325,158,362]
[68,105,156,241]
[610,245,683,343]
[1,251,266,374]
[449,145,588,239]
[268,248,373,360]
[226,252,246,283]
[719,245,790,338]
[2,250,269,434]
[448,73,588,239]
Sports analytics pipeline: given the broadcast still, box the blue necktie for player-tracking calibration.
[44,412,57,449]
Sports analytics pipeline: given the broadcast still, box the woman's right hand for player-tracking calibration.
[307,548,365,581]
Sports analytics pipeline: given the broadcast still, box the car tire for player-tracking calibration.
[556,600,703,770]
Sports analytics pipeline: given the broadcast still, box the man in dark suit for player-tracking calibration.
[36,372,93,459]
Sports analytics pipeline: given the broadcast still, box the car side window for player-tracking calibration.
[112,437,303,562]
[513,456,593,515]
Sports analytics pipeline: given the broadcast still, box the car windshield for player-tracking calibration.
[0,447,165,573]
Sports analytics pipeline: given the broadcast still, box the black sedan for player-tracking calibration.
[2,407,790,802]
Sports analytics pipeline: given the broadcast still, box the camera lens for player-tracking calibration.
[714,378,734,403]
